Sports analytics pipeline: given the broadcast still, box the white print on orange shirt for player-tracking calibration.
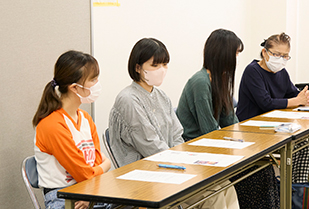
[77,139,96,166]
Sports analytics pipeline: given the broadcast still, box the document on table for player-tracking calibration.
[144,150,244,167]
[294,106,309,111]
[240,120,291,127]
[262,110,309,119]
[188,138,254,149]
[241,120,301,133]
[116,169,196,184]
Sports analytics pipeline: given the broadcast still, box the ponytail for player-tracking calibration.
[32,50,100,127]
[32,80,62,127]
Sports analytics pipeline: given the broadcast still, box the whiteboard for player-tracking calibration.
[91,0,287,146]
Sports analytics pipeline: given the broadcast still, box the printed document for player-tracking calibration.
[241,120,291,127]
[262,110,309,119]
[293,106,309,111]
[144,150,244,167]
[189,138,254,149]
[116,169,196,184]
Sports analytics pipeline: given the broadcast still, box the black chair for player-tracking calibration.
[295,83,309,91]
[103,128,119,168]
[21,156,42,209]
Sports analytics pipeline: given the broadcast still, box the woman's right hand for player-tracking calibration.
[296,85,309,106]
[75,201,89,209]
[100,152,111,173]
[287,85,309,107]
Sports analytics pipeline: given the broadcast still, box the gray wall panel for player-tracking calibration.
[0,1,91,208]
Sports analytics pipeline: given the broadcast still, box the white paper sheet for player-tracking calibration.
[293,106,309,111]
[116,169,196,184]
[188,138,254,149]
[262,110,309,119]
[240,120,291,127]
[144,150,244,167]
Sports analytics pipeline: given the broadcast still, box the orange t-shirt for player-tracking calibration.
[35,108,103,188]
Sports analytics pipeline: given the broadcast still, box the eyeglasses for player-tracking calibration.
[266,48,291,61]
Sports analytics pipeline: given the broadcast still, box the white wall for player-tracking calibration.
[286,0,309,84]
[93,0,249,141]
[92,1,288,169]
[296,1,309,83]
[233,1,287,101]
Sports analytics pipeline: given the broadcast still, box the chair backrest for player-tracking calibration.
[103,128,119,168]
[233,97,238,108]
[295,83,309,91]
[21,156,42,209]
[173,107,177,113]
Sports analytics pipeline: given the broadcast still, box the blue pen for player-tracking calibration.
[158,164,186,170]
[223,137,244,142]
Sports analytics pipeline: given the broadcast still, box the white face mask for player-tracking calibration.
[265,55,287,73]
[75,81,102,103]
[143,67,167,86]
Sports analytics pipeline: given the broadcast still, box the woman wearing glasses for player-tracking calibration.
[234,33,309,208]
[236,32,309,121]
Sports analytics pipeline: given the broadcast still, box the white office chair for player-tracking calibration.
[21,155,42,209]
[103,128,119,169]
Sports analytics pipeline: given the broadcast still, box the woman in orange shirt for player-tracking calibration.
[33,50,111,209]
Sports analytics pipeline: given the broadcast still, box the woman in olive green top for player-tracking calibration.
[177,29,280,209]
[177,29,243,140]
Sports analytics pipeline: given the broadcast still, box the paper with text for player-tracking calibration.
[144,150,244,167]
[241,120,290,127]
[262,110,309,119]
[189,138,254,149]
[116,169,196,184]
[293,106,309,111]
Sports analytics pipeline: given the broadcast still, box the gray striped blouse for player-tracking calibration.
[108,82,184,167]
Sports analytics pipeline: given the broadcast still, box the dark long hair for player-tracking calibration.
[32,50,99,126]
[203,29,243,119]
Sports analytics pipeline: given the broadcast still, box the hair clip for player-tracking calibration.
[51,78,58,88]
[260,39,267,47]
